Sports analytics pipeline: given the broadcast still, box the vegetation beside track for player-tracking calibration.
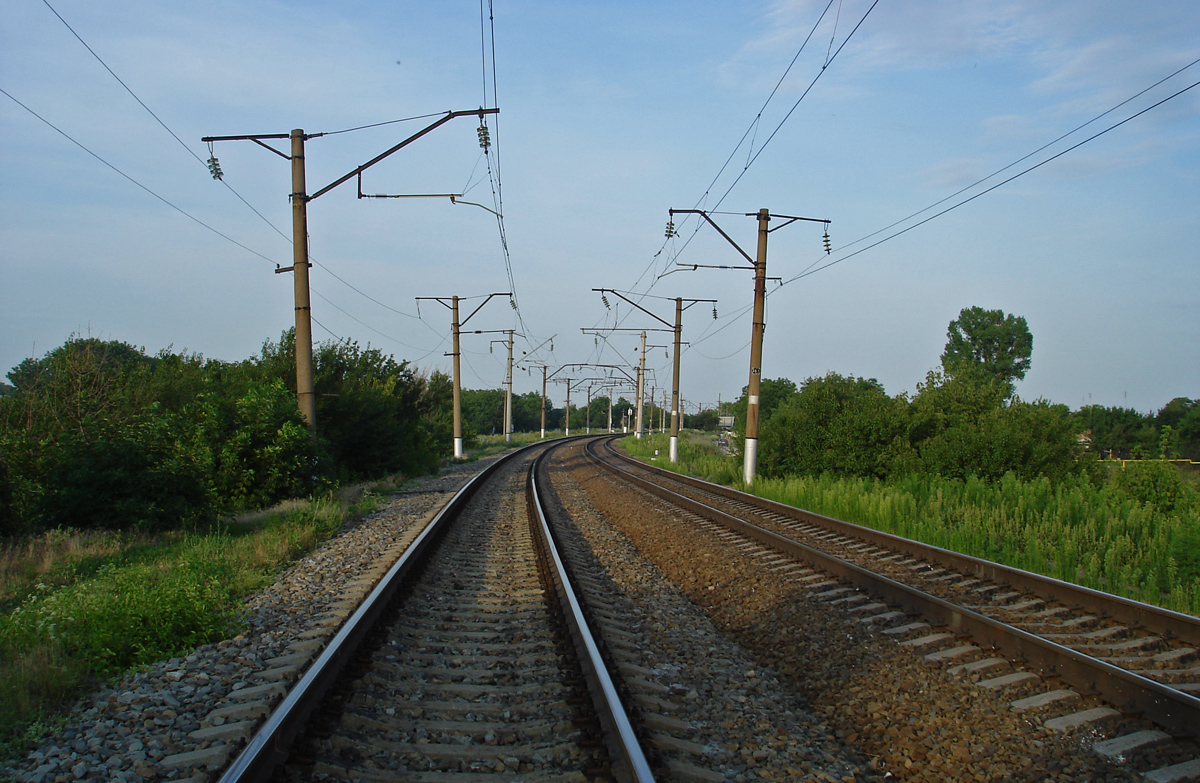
[0,489,383,760]
[619,432,1200,616]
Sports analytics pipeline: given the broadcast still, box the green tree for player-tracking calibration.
[758,373,908,480]
[688,409,719,431]
[1157,398,1200,460]
[512,391,545,433]
[461,388,505,436]
[1071,405,1156,459]
[908,371,1077,482]
[312,339,442,479]
[730,378,798,438]
[940,306,1032,396]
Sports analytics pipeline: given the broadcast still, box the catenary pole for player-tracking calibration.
[635,331,646,438]
[743,208,770,484]
[669,297,683,461]
[289,130,316,434]
[451,296,463,458]
[504,330,514,442]
[204,108,498,437]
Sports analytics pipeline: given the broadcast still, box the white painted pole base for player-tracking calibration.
[505,432,511,443]
[669,436,679,463]
[743,438,758,485]
[565,426,570,437]
[540,428,545,439]
[453,437,464,460]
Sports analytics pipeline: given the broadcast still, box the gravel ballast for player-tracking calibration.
[2,457,501,783]
[567,450,1143,783]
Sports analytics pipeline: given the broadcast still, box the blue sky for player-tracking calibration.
[2,0,1197,415]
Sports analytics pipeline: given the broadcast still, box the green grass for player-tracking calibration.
[0,489,384,760]
[618,430,742,485]
[620,432,1200,616]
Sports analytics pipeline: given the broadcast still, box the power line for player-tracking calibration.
[632,0,879,295]
[2,87,277,266]
[322,112,447,136]
[476,0,545,352]
[309,289,435,353]
[780,76,1200,287]
[41,0,295,247]
[832,54,1200,258]
[310,315,342,342]
[43,0,468,351]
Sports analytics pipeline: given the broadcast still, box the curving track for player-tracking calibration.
[585,434,1200,782]
[217,440,653,783]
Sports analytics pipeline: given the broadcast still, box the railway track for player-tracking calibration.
[585,435,1200,782]
[216,440,654,783]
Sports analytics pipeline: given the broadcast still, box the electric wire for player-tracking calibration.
[44,0,484,355]
[309,289,434,352]
[41,0,295,247]
[322,112,447,136]
[594,0,879,369]
[310,315,342,342]
[632,0,869,294]
[2,87,278,266]
[478,0,538,347]
[832,54,1200,258]
[779,76,1200,287]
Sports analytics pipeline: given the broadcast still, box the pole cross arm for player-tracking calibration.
[309,108,498,201]
[582,327,672,333]
[669,209,754,264]
[761,213,830,234]
[593,288,673,329]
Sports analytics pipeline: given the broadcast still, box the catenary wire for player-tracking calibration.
[630,0,869,295]
[779,76,1200,287]
[832,54,1200,257]
[41,0,295,247]
[2,87,278,266]
[322,112,447,136]
[44,0,479,351]
[309,290,436,353]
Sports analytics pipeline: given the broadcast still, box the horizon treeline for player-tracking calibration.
[0,331,459,536]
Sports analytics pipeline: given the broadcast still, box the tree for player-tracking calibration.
[758,373,908,480]
[940,306,1032,396]
[1071,405,1156,459]
[730,378,798,438]
[1157,398,1200,460]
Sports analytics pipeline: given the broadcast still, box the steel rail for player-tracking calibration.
[217,442,545,783]
[594,437,1200,646]
[529,442,657,783]
[586,436,1200,739]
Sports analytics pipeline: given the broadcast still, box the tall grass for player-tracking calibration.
[752,472,1200,615]
[0,493,376,758]
[619,431,742,485]
[619,432,1200,616]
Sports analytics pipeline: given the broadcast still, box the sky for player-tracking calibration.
[2,0,1197,416]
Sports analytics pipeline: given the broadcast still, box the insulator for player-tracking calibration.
[664,349,669,359]
[477,124,491,151]
[206,156,224,181]
[509,298,517,310]
[823,229,831,254]
[601,294,610,310]
[713,306,718,320]
[664,220,676,238]
[594,337,598,346]
[490,345,494,354]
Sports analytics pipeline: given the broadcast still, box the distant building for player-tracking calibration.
[718,415,735,430]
